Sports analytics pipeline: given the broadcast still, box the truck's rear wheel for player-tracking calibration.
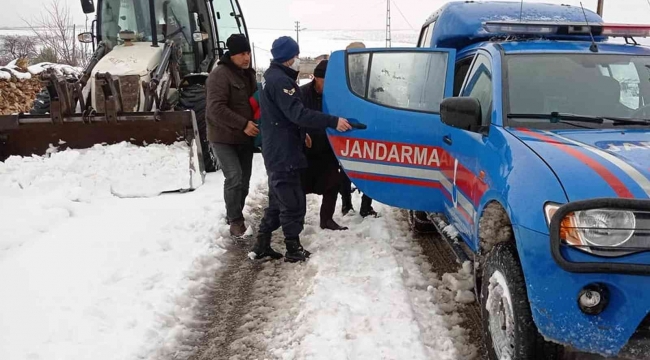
[481,242,563,360]
[176,83,218,173]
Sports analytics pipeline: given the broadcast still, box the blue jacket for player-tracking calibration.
[260,62,339,172]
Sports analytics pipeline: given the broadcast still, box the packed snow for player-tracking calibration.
[0,142,256,359]
[1,144,479,359]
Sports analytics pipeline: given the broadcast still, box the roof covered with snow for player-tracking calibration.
[425,1,605,50]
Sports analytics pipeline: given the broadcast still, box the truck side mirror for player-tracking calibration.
[80,0,95,14]
[440,97,482,133]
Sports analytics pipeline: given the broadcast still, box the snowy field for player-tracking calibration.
[0,143,479,360]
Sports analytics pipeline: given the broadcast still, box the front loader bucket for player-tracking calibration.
[0,110,206,195]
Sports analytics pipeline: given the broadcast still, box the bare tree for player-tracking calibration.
[0,35,38,66]
[23,0,91,67]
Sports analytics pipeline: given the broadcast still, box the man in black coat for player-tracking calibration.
[300,60,348,231]
[249,36,352,263]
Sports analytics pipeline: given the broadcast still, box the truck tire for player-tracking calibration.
[176,83,218,173]
[30,89,51,115]
[480,242,563,360]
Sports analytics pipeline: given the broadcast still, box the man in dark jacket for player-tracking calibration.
[249,36,351,263]
[206,34,259,238]
[300,60,348,231]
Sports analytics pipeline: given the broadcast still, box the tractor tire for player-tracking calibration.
[176,83,218,173]
[480,242,563,360]
[30,89,51,115]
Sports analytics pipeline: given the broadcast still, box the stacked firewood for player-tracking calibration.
[0,77,43,115]
[0,58,42,115]
[0,59,82,116]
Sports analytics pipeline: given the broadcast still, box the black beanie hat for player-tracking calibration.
[313,60,328,78]
[226,34,251,56]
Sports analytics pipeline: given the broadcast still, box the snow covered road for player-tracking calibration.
[0,144,482,360]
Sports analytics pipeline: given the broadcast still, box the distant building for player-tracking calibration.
[298,54,330,80]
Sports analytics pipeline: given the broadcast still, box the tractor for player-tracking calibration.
[0,0,251,192]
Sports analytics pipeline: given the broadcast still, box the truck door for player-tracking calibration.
[440,52,493,243]
[323,48,456,212]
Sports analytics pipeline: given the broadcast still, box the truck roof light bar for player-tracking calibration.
[601,24,650,38]
[484,21,650,39]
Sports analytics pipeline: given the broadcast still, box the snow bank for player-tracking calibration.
[0,144,260,360]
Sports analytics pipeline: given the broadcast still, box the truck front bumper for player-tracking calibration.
[514,222,650,358]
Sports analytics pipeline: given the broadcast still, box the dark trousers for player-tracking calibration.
[302,161,340,226]
[339,170,373,210]
[211,142,254,223]
[258,170,306,240]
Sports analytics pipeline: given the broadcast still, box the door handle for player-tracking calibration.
[347,118,367,130]
[443,135,452,145]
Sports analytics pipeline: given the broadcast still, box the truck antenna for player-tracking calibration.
[580,2,599,53]
[519,0,524,22]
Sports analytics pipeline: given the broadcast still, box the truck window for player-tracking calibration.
[462,54,493,125]
[347,53,370,97]
[424,22,435,47]
[454,57,473,97]
[363,52,448,112]
[418,26,429,47]
[605,63,641,110]
[418,22,435,48]
[506,54,650,128]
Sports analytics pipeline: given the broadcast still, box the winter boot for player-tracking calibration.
[341,192,354,216]
[284,238,311,263]
[360,195,379,218]
[248,233,283,260]
[230,219,247,239]
[320,219,348,231]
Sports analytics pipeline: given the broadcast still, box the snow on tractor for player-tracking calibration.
[0,0,250,191]
[323,2,650,359]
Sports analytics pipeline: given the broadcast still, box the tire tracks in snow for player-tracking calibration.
[170,182,317,360]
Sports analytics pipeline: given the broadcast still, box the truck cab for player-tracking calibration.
[323,2,650,359]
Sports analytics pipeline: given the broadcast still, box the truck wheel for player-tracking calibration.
[481,242,563,360]
[30,89,51,115]
[176,83,218,173]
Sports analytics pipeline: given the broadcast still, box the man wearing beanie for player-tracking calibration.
[206,33,259,239]
[299,60,348,232]
[249,36,352,263]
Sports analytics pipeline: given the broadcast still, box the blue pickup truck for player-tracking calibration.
[323,1,650,359]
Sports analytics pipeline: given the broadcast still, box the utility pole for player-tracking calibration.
[596,0,604,16]
[252,42,257,70]
[385,0,392,48]
[295,21,301,45]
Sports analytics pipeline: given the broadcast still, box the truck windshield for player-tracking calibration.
[100,0,195,72]
[505,54,650,128]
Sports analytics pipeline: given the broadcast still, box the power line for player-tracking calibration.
[391,0,415,31]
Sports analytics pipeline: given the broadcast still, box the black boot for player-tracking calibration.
[284,238,311,263]
[360,195,379,218]
[320,219,348,231]
[341,192,354,216]
[248,233,283,260]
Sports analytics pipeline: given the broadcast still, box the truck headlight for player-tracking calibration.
[545,204,637,252]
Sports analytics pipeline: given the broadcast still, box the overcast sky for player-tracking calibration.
[3,0,650,31]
